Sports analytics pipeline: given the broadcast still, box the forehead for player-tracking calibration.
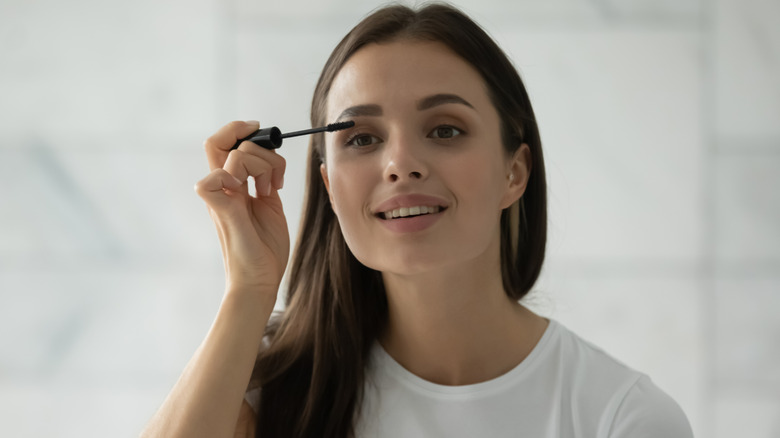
[326,40,491,121]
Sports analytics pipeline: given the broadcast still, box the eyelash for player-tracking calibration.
[429,125,464,139]
[344,130,377,147]
[343,125,465,147]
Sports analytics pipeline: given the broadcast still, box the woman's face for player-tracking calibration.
[321,40,528,276]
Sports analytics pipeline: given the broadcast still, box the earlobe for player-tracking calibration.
[500,143,531,209]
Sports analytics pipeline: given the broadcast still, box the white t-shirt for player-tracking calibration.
[246,319,693,437]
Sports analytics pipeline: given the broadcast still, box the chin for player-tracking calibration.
[359,252,452,277]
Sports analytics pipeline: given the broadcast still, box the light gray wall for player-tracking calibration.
[1,0,778,436]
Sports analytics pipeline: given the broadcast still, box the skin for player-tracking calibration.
[141,39,550,438]
[320,40,549,386]
[143,120,289,437]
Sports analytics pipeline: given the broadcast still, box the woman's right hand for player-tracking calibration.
[195,120,290,297]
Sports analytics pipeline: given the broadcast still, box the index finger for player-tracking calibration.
[204,120,260,171]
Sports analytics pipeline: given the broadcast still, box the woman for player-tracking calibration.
[142,4,693,438]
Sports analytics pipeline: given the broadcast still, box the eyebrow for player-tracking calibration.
[336,104,382,122]
[334,93,475,122]
[417,93,475,111]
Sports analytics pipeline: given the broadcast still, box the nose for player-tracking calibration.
[382,132,428,183]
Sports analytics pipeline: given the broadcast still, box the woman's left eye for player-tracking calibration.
[428,125,463,139]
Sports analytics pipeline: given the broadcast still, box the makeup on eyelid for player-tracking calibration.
[338,124,466,148]
[331,95,476,144]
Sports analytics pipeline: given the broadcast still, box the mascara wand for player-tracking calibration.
[231,120,355,150]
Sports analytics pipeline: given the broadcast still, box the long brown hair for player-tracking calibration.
[250,3,547,437]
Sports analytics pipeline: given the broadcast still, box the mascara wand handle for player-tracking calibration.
[231,126,283,150]
[230,121,353,150]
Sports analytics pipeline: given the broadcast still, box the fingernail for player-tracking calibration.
[246,120,260,126]
[265,184,272,197]
[279,175,284,190]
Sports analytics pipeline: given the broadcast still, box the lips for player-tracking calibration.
[373,194,449,220]
[380,205,443,220]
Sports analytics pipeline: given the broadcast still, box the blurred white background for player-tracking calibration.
[1,0,778,436]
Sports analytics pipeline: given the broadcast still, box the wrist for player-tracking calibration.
[225,282,279,306]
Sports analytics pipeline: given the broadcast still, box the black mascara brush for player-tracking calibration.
[231,121,355,150]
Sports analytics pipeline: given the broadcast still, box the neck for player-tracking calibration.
[378,252,547,386]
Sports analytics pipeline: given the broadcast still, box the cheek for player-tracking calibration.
[329,175,351,215]
[328,170,378,264]
[446,152,504,204]
[327,163,371,222]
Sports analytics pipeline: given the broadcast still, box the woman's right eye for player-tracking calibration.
[346,134,381,147]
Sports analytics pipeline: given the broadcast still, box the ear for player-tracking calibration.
[320,163,335,206]
[500,143,532,209]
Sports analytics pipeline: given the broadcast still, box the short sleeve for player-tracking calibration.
[244,386,262,414]
[607,375,693,438]
[243,334,273,414]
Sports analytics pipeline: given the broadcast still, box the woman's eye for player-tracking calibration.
[346,134,380,147]
[429,125,462,139]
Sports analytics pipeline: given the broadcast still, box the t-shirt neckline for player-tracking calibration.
[370,318,558,399]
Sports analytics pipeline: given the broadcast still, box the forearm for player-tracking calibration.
[141,289,275,438]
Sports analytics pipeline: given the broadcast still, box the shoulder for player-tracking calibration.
[605,375,693,437]
[547,320,643,390]
[545,321,692,436]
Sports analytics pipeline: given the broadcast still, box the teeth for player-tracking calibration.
[381,205,441,220]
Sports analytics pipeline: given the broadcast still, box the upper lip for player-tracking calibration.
[373,194,450,215]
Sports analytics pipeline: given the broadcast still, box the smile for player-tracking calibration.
[379,205,445,220]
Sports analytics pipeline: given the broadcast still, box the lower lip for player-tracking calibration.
[377,211,444,233]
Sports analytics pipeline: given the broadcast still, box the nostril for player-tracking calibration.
[386,171,423,182]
